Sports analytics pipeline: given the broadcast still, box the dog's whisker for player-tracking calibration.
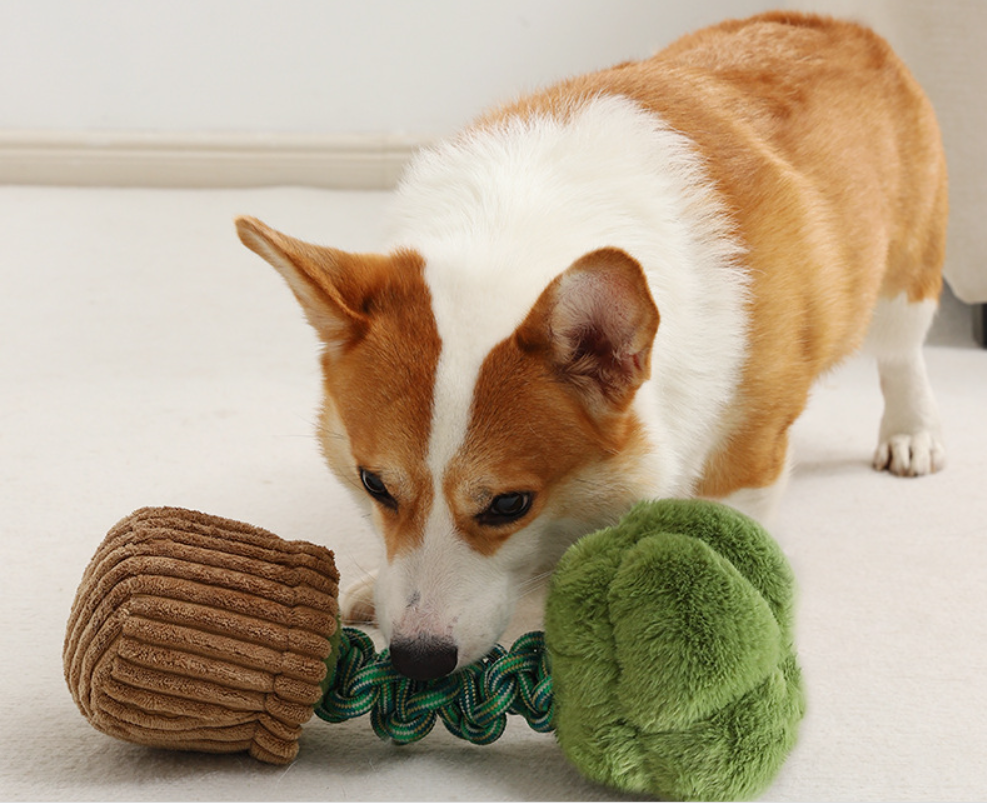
[517,571,553,596]
[346,556,376,583]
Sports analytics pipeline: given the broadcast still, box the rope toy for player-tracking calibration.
[65,500,804,801]
[317,628,553,744]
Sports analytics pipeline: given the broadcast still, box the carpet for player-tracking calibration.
[2,185,985,801]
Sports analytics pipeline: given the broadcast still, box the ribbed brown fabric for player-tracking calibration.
[64,507,339,764]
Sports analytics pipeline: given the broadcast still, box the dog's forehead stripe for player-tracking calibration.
[422,254,520,494]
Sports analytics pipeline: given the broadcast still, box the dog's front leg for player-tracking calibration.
[341,570,377,625]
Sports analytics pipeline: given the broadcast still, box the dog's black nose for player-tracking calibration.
[389,636,458,681]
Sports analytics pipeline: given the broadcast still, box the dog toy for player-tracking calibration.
[65,500,804,800]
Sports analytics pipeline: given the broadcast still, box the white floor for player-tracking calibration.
[2,185,985,801]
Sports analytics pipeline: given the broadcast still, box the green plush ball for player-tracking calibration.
[545,499,805,801]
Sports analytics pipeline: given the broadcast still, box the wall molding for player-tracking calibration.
[0,130,427,190]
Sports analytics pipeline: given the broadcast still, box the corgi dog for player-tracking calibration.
[236,12,946,680]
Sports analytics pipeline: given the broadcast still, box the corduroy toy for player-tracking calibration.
[65,499,804,801]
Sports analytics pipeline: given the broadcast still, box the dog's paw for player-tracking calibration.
[340,571,377,625]
[873,430,945,477]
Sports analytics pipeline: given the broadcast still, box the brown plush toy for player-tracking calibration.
[63,507,340,764]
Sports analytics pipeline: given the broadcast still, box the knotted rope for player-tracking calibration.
[315,627,553,744]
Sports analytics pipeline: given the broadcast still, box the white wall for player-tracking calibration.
[2,0,982,299]
[0,0,775,137]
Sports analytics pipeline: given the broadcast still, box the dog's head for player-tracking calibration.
[237,216,659,678]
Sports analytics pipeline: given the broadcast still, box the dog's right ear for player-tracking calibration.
[235,216,370,355]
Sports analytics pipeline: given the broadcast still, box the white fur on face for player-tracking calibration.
[372,96,748,663]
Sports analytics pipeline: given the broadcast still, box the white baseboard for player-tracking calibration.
[0,130,426,190]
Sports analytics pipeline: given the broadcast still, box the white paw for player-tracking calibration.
[873,431,945,477]
[340,571,377,625]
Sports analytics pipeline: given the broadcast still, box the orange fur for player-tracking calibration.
[239,12,947,610]
[478,11,947,497]
[235,217,441,561]
[316,254,440,561]
[437,248,659,557]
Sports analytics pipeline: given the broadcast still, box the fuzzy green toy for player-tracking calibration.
[546,499,805,800]
[67,500,803,801]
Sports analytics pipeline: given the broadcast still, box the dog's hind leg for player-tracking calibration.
[866,294,945,476]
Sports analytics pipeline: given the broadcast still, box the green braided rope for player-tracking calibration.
[315,627,553,745]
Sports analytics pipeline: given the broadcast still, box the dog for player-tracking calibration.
[236,11,946,680]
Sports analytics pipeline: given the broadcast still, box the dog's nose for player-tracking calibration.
[389,635,458,681]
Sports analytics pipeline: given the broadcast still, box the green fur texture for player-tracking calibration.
[545,499,804,801]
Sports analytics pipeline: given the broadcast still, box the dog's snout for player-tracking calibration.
[389,635,458,681]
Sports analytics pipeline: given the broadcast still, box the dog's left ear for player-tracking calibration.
[516,247,659,414]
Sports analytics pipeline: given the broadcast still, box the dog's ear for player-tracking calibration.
[517,247,659,413]
[235,216,372,355]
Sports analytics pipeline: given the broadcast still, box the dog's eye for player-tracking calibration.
[360,468,397,510]
[477,492,534,526]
